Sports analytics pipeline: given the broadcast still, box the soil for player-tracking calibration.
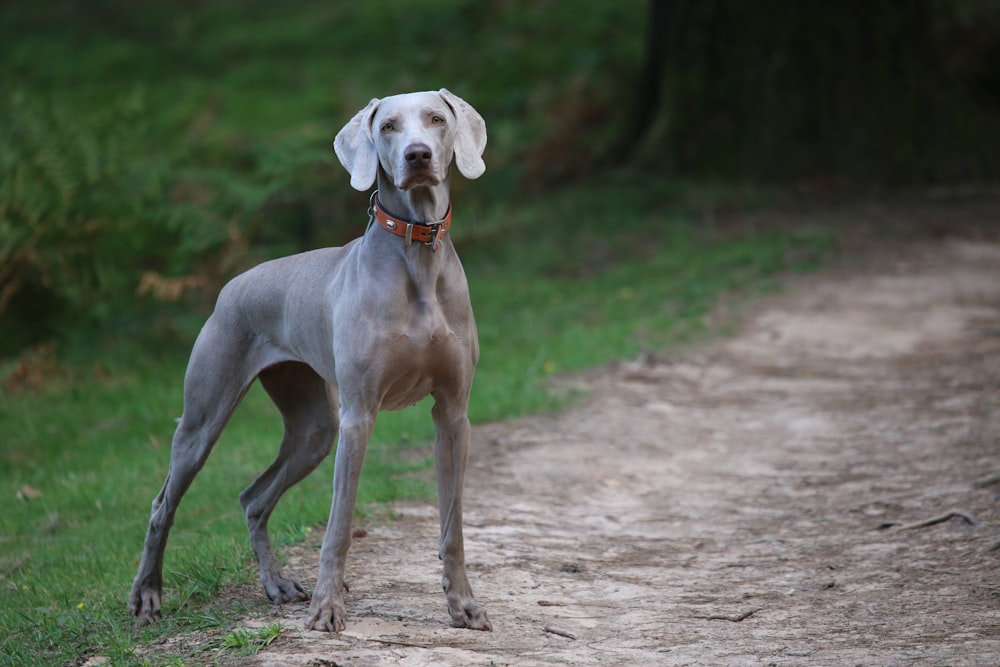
[147,197,1000,666]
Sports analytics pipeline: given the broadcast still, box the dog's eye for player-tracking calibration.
[431,115,445,126]
[381,121,395,132]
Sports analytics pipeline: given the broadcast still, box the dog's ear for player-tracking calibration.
[334,98,380,191]
[438,88,487,180]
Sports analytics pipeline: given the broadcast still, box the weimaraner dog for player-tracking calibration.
[129,89,492,633]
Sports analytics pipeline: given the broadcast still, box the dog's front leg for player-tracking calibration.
[305,410,373,632]
[432,397,492,631]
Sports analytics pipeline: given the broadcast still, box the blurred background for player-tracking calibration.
[2,0,999,358]
[3,3,1000,663]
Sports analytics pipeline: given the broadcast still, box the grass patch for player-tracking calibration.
[218,622,283,657]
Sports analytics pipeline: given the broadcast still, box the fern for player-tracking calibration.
[0,85,335,353]
[0,90,176,330]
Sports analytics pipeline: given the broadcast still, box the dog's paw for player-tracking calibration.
[264,576,310,605]
[129,586,162,626]
[450,601,493,631]
[304,595,347,633]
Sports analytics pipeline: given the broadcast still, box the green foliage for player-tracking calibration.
[0,0,651,356]
[0,86,341,356]
[219,622,283,656]
[0,90,169,343]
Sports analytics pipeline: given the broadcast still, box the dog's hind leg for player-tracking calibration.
[129,319,261,625]
[241,361,338,605]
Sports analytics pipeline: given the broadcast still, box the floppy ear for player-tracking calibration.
[334,98,380,191]
[438,88,487,179]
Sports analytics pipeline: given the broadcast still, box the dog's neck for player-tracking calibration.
[370,172,451,294]
[375,172,451,225]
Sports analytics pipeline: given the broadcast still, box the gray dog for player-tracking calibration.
[129,89,491,633]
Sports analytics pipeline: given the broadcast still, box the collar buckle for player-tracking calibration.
[425,223,442,251]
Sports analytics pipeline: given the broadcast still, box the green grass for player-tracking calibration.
[219,622,283,657]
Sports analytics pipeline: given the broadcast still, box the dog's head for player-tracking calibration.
[334,89,487,192]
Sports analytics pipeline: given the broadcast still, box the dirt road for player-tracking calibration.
[185,199,1000,666]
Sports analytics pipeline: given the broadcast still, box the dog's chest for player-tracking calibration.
[399,296,466,370]
[373,294,471,411]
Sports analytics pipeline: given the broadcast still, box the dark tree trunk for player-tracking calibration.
[610,0,679,161]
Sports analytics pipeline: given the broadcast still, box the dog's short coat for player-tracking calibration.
[129,89,491,632]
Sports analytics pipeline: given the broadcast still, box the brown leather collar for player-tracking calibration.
[372,192,451,251]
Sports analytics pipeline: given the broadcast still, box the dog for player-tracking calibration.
[129,89,491,632]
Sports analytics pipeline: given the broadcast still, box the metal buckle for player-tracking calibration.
[404,223,414,246]
[425,223,442,251]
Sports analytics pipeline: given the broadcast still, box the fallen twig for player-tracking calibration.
[896,510,978,531]
[696,608,761,622]
[877,510,980,531]
[972,473,1000,489]
[362,637,431,649]
[543,626,577,640]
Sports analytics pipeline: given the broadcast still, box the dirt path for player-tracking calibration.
[197,201,1000,666]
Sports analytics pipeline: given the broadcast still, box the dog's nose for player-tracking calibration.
[404,143,433,168]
